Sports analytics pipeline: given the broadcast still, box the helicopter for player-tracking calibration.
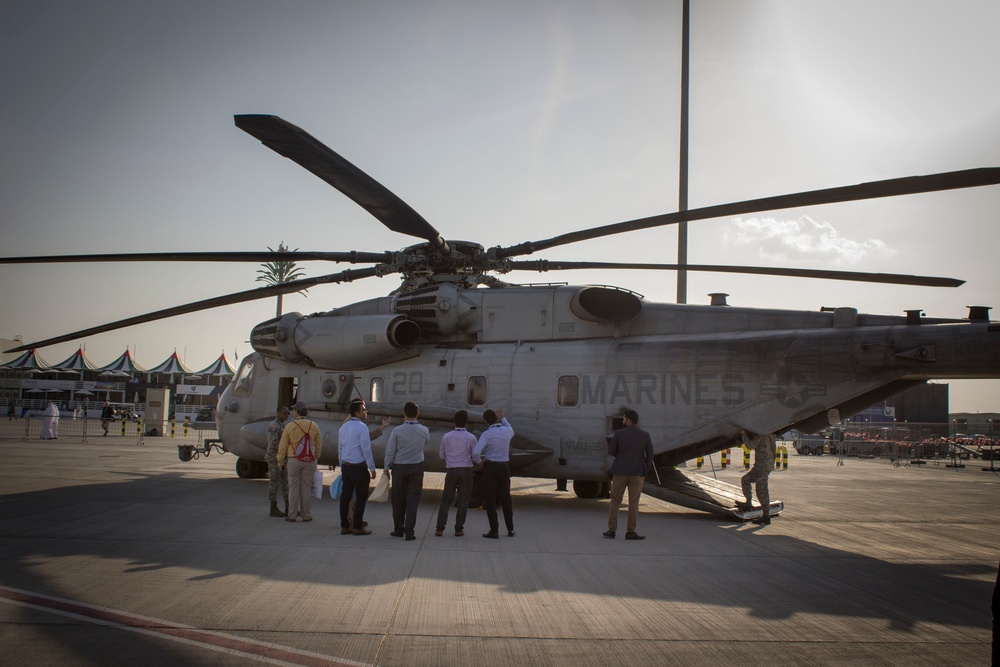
[4,114,1000,518]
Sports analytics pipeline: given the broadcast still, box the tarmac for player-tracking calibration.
[1,433,997,666]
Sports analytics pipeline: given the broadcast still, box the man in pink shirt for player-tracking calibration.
[435,410,478,537]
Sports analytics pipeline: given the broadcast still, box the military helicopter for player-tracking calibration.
[5,115,1000,518]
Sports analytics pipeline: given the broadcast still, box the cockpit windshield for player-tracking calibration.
[233,359,255,397]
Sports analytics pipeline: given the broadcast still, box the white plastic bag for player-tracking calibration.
[311,470,323,499]
[369,472,390,502]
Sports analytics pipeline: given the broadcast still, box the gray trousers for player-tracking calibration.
[436,467,473,531]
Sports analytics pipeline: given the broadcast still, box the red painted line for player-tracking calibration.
[0,586,365,667]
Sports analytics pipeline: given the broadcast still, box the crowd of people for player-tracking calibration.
[263,400,780,540]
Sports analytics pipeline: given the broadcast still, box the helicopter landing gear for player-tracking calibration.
[572,479,603,499]
[236,457,268,479]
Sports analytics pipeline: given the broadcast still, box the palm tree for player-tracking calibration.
[256,243,307,317]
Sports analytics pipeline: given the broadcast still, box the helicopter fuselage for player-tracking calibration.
[214,283,1000,482]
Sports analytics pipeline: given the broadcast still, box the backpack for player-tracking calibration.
[292,423,316,462]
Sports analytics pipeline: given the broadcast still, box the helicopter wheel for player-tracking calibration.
[235,457,258,479]
[572,479,602,499]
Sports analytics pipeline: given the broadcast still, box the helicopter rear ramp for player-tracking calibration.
[644,467,783,520]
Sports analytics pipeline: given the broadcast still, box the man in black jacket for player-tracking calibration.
[603,409,654,540]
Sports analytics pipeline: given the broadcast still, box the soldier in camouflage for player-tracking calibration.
[266,406,291,517]
[737,430,776,525]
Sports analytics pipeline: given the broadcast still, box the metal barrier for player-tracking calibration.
[2,416,214,445]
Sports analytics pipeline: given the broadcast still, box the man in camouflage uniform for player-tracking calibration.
[737,430,776,525]
[266,406,291,517]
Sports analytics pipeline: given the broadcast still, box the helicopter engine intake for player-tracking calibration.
[250,312,421,370]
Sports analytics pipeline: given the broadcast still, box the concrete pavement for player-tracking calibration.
[1,436,997,666]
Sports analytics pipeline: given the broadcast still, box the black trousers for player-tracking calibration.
[481,460,513,533]
[340,462,371,529]
[390,462,424,536]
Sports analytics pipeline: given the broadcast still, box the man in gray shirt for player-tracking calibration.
[384,401,430,541]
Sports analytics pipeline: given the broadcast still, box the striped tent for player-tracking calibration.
[196,352,235,378]
[147,351,193,382]
[52,347,100,372]
[147,351,193,375]
[3,348,51,371]
[99,349,147,376]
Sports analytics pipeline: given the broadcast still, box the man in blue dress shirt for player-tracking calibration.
[473,407,515,538]
[338,400,378,535]
[384,401,430,541]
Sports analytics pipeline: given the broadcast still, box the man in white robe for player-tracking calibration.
[41,402,60,439]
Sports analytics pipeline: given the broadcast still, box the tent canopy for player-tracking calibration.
[4,348,51,371]
[52,347,99,372]
[147,351,193,375]
[98,349,147,375]
[196,352,235,377]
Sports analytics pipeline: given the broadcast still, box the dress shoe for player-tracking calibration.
[751,517,771,525]
[285,516,297,523]
[434,529,444,537]
[603,530,616,539]
[625,532,645,540]
[507,530,515,537]
[302,517,313,522]
[454,530,464,537]
[341,527,352,535]
[405,534,416,541]
[352,528,373,535]
[482,532,499,539]
[390,530,404,537]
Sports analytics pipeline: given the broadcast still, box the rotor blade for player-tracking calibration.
[5,267,385,353]
[508,260,964,287]
[0,251,392,265]
[498,167,1000,258]
[235,114,449,254]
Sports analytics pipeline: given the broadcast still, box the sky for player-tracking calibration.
[1,0,998,410]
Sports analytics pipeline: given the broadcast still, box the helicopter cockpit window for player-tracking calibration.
[370,377,384,403]
[233,360,254,397]
[467,376,487,406]
[557,375,579,407]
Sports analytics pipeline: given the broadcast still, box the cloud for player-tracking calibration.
[722,215,895,265]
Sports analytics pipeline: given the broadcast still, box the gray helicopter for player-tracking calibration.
[5,115,1000,518]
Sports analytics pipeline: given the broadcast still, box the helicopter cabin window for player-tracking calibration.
[467,376,487,406]
[370,377,384,403]
[233,360,254,397]
[557,376,579,407]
